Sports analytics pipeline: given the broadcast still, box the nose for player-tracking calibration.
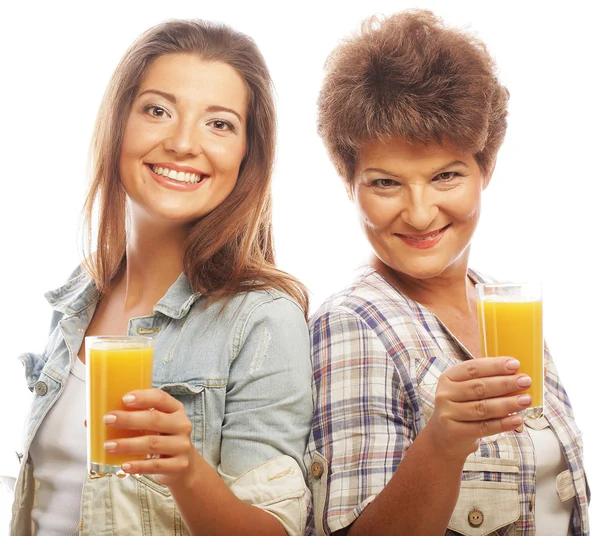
[162,119,202,157]
[400,185,439,230]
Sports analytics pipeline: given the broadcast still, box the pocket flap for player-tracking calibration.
[556,469,576,502]
[463,456,519,474]
[448,481,519,536]
[158,382,204,396]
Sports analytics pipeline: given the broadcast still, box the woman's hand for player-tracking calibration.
[103,388,196,487]
[426,357,532,461]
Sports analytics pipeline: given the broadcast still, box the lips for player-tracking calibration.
[396,224,450,249]
[146,163,209,192]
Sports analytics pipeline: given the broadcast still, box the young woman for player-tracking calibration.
[305,10,589,536]
[11,19,312,536]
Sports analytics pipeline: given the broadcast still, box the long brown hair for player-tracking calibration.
[83,19,308,314]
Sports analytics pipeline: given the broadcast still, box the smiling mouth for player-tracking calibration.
[149,164,207,184]
[400,224,450,241]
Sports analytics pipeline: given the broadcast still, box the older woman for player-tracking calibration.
[305,10,589,536]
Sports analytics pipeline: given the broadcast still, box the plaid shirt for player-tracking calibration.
[305,267,589,536]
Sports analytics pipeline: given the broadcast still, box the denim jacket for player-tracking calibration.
[11,267,313,535]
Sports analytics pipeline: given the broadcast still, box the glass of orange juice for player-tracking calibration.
[476,282,543,419]
[85,336,154,477]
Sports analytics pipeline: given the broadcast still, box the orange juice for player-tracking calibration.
[477,299,543,408]
[87,342,153,472]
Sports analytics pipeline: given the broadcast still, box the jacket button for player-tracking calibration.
[468,509,484,527]
[34,381,48,396]
[311,461,324,479]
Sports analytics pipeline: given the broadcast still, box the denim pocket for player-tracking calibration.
[87,473,189,536]
[157,382,205,453]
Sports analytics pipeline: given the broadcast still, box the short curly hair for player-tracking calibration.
[318,9,509,183]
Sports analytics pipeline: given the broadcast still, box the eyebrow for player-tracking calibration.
[362,160,470,178]
[137,89,245,123]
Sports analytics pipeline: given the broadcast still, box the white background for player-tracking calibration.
[1,0,597,532]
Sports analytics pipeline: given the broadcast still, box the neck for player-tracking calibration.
[373,256,476,313]
[116,215,189,312]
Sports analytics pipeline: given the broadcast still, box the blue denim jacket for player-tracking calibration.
[11,267,313,535]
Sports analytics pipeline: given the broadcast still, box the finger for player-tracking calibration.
[453,393,532,422]
[104,409,192,436]
[122,389,184,414]
[445,357,520,383]
[104,434,191,457]
[121,456,190,475]
[455,413,525,438]
[451,374,532,402]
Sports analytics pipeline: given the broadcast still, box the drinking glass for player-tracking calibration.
[86,336,154,477]
[476,282,543,419]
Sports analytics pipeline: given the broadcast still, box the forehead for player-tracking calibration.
[139,53,248,118]
[357,138,475,167]
[356,137,476,172]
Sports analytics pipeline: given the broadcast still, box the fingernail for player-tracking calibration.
[104,441,117,451]
[122,394,136,404]
[517,375,532,388]
[506,359,520,371]
[121,463,132,472]
[511,415,523,427]
[518,394,532,406]
[103,414,117,424]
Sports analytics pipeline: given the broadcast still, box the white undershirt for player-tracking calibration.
[527,421,575,536]
[30,357,87,535]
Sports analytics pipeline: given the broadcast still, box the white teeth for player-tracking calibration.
[410,229,443,241]
[151,165,202,184]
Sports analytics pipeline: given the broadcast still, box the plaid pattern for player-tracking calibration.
[305,267,589,535]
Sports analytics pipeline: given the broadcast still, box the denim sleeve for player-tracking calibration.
[217,295,313,533]
[219,294,313,478]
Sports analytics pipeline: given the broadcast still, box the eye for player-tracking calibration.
[208,119,235,132]
[143,104,171,119]
[434,171,459,182]
[372,178,398,188]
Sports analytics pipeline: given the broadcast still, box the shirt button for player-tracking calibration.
[34,381,48,396]
[468,509,484,527]
[311,461,324,479]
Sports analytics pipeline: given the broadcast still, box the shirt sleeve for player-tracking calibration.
[306,308,416,535]
[217,294,313,535]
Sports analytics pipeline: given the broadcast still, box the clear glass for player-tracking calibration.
[85,336,154,478]
[476,282,544,419]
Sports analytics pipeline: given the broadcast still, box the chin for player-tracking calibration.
[388,258,453,281]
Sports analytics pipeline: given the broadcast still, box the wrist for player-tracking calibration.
[419,423,470,468]
[165,450,204,494]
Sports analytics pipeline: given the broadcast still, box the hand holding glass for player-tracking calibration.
[476,282,543,419]
[86,336,154,477]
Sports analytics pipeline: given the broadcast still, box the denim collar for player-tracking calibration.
[44,267,202,319]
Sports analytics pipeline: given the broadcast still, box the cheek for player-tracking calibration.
[208,137,246,175]
[356,195,397,231]
[447,188,481,224]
